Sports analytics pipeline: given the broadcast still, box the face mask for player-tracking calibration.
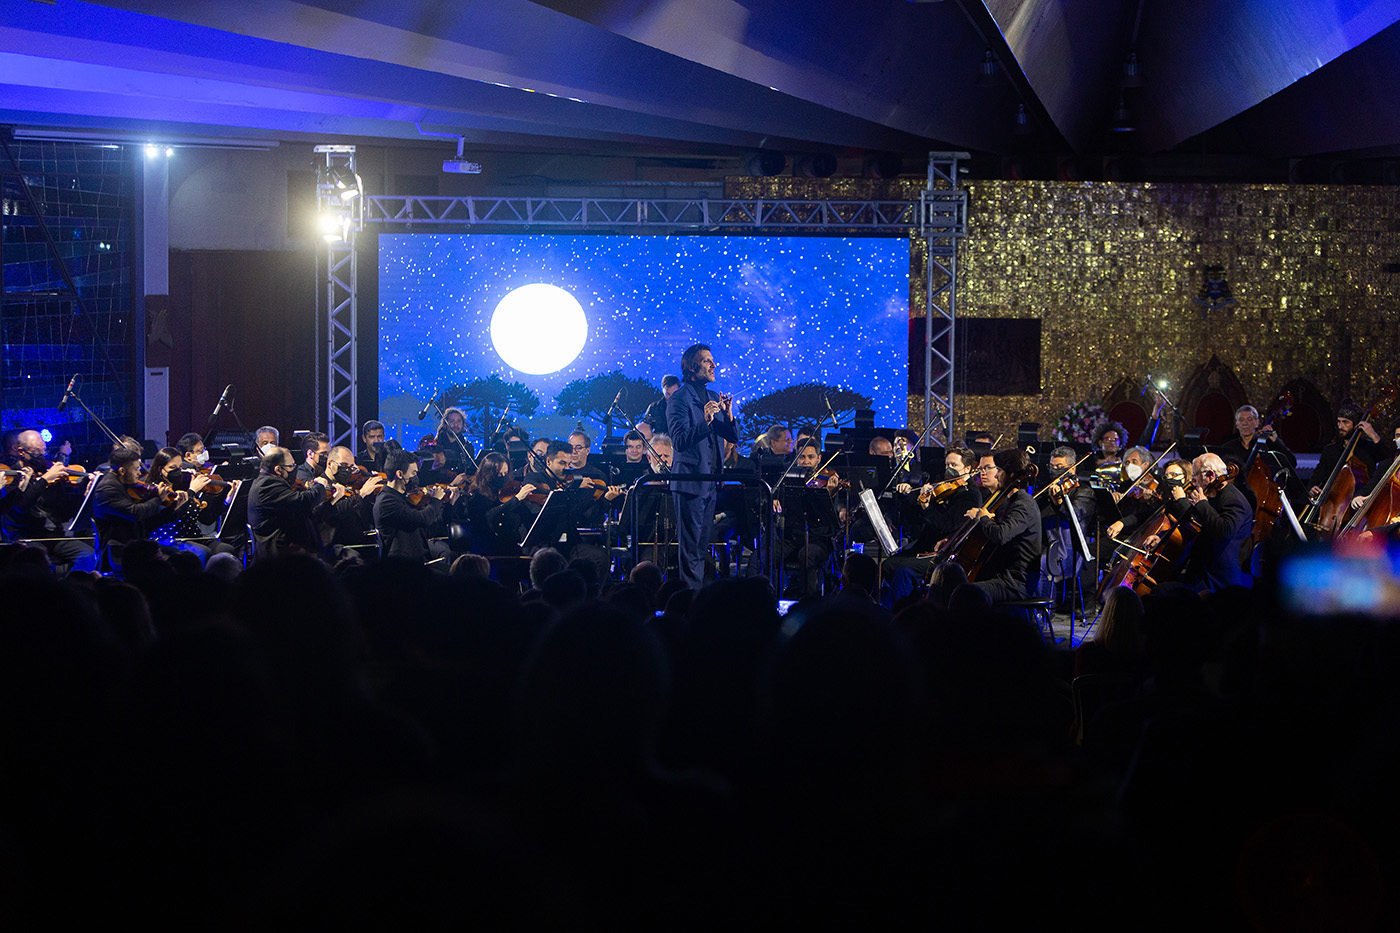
[195,450,209,465]
[945,466,962,480]
[1124,463,1143,480]
[260,443,277,457]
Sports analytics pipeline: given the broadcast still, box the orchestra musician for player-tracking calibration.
[144,446,237,564]
[1093,420,1128,469]
[247,446,339,561]
[358,420,389,472]
[778,440,839,599]
[2,429,97,573]
[1103,446,1159,542]
[92,438,189,572]
[637,375,681,440]
[618,433,678,575]
[667,343,738,590]
[623,430,648,464]
[435,406,477,471]
[254,426,280,457]
[1309,404,1385,503]
[294,432,331,484]
[1219,405,1296,471]
[960,447,1042,603]
[1154,452,1254,593]
[318,446,385,557]
[175,432,211,468]
[1040,445,1096,608]
[881,445,981,604]
[373,447,459,565]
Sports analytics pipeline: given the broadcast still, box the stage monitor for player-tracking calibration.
[377,233,910,446]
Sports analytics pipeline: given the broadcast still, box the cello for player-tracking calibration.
[1338,453,1400,539]
[1302,383,1396,536]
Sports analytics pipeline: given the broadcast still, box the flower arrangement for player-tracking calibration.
[1053,399,1108,444]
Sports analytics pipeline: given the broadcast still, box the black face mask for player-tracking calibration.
[945,466,962,480]
[405,475,422,491]
[488,472,507,489]
[332,463,352,485]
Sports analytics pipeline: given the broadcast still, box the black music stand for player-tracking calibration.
[521,486,595,550]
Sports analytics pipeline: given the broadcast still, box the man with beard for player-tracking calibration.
[93,437,189,572]
[1310,403,1386,503]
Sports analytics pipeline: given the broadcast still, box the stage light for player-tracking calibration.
[1014,104,1034,136]
[145,144,160,158]
[330,166,361,201]
[794,153,838,178]
[164,147,174,158]
[1156,378,1169,390]
[976,50,1002,88]
[39,429,53,443]
[318,212,344,243]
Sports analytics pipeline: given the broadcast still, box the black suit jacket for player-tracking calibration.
[247,473,330,558]
[666,380,738,497]
[373,486,443,561]
[93,471,178,569]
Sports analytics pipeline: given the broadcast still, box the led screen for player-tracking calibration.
[377,233,910,445]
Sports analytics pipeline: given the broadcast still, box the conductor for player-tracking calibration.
[667,343,738,589]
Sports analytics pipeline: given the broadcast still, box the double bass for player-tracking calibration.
[1241,390,1294,548]
[1302,383,1397,536]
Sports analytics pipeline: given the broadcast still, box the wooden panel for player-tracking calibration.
[168,250,317,447]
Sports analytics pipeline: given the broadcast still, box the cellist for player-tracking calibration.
[1154,452,1254,593]
[960,448,1042,603]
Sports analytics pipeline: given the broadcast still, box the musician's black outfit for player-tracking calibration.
[881,483,981,604]
[1162,483,1254,592]
[969,488,1042,603]
[92,471,181,572]
[247,471,333,561]
[373,486,450,564]
[0,460,97,573]
[778,486,839,599]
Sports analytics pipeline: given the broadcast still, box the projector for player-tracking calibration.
[443,158,483,174]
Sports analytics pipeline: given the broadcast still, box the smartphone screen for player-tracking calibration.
[1277,544,1400,619]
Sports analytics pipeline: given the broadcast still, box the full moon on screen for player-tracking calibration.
[488,283,588,375]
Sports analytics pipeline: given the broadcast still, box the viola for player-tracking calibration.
[930,463,1038,582]
[919,476,969,507]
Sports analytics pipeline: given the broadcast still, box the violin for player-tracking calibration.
[407,483,456,506]
[292,478,336,501]
[125,481,199,510]
[918,475,969,507]
[48,463,90,484]
[804,469,849,492]
[930,463,1039,582]
[498,479,548,506]
[0,469,23,490]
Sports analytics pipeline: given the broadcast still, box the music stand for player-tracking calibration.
[521,486,594,549]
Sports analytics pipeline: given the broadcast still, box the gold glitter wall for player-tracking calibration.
[728,177,1400,444]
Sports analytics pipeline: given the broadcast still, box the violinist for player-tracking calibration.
[373,447,458,565]
[468,452,532,556]
[960,448,1042,603]
[1040,446,1096,604]
[175,432,211,468]
[1219,405,1296,471]
[294,432,331,484]
[1309,405,1384,503]
[1156,452,1253,592]
[357,420,389,472]
[318,446,384,555]
[254,426,280,458]
[93,438,190,572]
[1,429,97,573]
[778,440,840,598]
[1104,446,1158,542]
[882,445,981,604]
[247,446,339,562]
[146,447,241,564]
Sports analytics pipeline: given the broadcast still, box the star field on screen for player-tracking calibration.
[378,233,910,421]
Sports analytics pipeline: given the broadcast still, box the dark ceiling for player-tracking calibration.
[3,0,1400,178]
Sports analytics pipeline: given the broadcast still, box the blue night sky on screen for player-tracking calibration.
[378,233,910,423]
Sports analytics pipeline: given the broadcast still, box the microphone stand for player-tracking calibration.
[203,387,249,448]
[421,395,479,474]
[1143,377,1188,446]
[63,384,123,449]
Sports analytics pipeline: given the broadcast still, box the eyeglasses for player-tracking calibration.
[976,465,997,473]
[570,444,587,452]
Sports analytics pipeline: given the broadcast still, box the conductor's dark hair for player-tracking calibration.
[680,344,712,380]
[386,449,417,478]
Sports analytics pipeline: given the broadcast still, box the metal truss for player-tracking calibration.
[362,195,931,232]
[920,152,969,446]
[315,145,363,450]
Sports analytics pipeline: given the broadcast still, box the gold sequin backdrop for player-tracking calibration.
[728,176,1400,443]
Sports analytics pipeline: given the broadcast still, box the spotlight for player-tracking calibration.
[318,212,344,243]
[1155,378,1169,390]
[976,50,1002,88]
[1013,104,1034,136]
[39,428,53,443]
[794,153,837,178]
[1121,51,1143,88]
[164,147,174,158]
[1110,93,1136,132]
[744,151,787,176]
[330,166,361,201]
[144,144,160,158]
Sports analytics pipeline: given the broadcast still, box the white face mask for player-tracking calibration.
[195,450,209,465]
[1124,463,1143,480]
[259,443,278,456]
